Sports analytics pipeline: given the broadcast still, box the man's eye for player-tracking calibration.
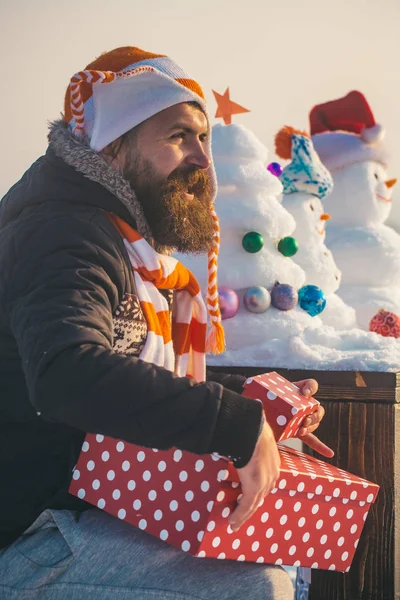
[171,132,185,140]
[199,134,208,142]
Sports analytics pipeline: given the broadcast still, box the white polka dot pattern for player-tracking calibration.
[242,371,320,442]
[69,429,379,572]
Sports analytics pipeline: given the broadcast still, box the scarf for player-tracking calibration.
[108,214,224,382]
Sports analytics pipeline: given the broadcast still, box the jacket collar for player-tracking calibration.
[48,120,169,253]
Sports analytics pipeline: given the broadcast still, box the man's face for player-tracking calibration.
[120,103,216,253]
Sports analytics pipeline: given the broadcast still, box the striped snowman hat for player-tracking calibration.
[64,46,224,353]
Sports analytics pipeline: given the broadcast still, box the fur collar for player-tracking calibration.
[48,120,170,253]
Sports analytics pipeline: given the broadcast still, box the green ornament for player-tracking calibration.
[242,231,264,253]
[278,236,298,257]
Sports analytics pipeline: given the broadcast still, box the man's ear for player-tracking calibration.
[101,137,125,169]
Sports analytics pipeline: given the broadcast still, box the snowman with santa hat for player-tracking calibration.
[310,90,400,335]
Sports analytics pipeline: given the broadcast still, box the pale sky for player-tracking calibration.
[1,0,400,222]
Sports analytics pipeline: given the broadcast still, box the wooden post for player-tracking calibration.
[207,367,400,600]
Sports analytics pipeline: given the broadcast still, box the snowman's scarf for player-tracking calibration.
[108,214,209,382]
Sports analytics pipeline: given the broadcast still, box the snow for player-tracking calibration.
[323,160,400,329]
[281,191,357,330]
[177,123,400,372]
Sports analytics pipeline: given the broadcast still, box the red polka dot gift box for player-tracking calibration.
[69,436,379,572]
[242,372,319,441]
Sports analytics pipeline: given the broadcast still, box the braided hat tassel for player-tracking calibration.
[69,70,117,135]
[206,209,225,354]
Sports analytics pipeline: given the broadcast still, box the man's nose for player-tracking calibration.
[186,142,211,169]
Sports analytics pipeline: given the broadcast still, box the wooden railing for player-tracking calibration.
[208,367,400,600]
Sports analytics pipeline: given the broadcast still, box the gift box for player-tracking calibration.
[242,372,319,441]
[69,435,379,572]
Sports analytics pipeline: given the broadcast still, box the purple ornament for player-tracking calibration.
[218,287,239,320]
[267,162,283,177]
[270,283,298,311]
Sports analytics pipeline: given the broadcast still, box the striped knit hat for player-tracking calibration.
[64,46,224,353]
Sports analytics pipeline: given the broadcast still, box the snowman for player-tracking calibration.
[176,117,400,370]
[310,91,399,331]
[178,121,315,359]
[275,126,357,330]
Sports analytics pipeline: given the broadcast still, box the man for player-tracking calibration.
[0,46,332,599]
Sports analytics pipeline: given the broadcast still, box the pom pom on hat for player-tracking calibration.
[310,91,389,171]
[276,126,333,200]
[275,126,309,160]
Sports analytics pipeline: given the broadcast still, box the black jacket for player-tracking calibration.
[0,146,263,548]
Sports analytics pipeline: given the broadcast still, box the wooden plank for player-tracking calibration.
[395,404,400,597]
[305,401,398,600]
[207,367,400,403]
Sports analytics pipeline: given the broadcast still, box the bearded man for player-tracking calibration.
[0,46,330,599]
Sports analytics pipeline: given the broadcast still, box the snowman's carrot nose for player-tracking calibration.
[385,178,397,189]
[320,213,331,221]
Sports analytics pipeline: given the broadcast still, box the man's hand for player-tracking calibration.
[229,420,280,532]
[293,378,334,458]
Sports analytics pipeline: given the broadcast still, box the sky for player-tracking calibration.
[1,0,400,224]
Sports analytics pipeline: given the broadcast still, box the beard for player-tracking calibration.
[122,153,216,254]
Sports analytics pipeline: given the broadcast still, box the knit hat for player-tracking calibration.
[64,46,224,353]
[309,91,389,172]
[275,126,333,199]
[64,46,207,151]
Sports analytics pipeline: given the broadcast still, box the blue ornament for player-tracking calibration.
[298,285,326,316]
[267,162,283,177]
[271,283,298,311]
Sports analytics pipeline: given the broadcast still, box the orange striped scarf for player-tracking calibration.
[108,214,224,382]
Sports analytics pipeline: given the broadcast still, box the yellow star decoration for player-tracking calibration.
[212,87,250,125]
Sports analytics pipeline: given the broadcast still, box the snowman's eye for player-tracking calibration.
[310,204,314,211]
[374,173,378,180]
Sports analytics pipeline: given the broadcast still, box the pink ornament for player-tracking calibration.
[369,309,400,338]
[218,287,239,320]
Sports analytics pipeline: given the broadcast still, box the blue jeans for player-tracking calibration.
[0,509,294,599]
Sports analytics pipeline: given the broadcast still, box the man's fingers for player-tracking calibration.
[229,493,258,531]
[302,406,325,428]
[293,378,318,397]
[229,485,275,531]
[299,405,325,436]
[298,422,323,437]
[301,432,335,458]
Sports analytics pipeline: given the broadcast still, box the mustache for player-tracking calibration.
[164,167,212,199]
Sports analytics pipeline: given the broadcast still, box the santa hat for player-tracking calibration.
[64,46,224,354]
[275,126,333,199]
[309,91,389,172]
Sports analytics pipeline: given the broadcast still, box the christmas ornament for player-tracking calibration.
[218,287,240,320]
[298,285,326,316]
[242,231,264,253]
[369,309,400,338]
[243,286,271,313]
[270,283,298,311]
[212,88,250,126]
[267,162,283,177]
[278,236,299,257]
